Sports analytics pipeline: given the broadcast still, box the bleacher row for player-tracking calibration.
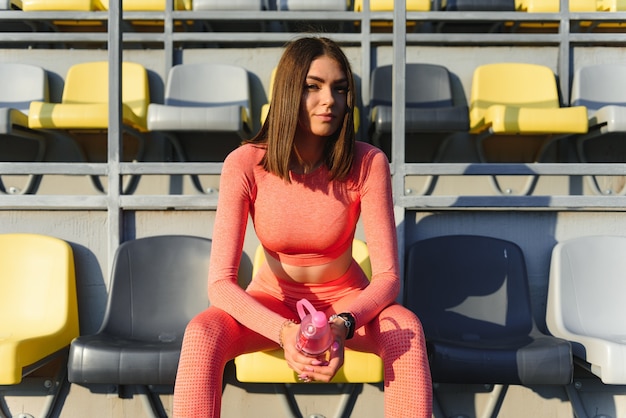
[2,232,625,417]
[2,59,625,195]
[3,0,626,14]
[2,0,626,34]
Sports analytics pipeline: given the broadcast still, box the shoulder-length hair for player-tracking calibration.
[247,36,356,182]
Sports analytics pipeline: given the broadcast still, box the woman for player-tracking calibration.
[173,36,432,417]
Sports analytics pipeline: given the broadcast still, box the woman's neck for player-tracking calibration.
[291,138,325,174]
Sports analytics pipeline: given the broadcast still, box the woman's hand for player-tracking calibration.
[281,319,348,383]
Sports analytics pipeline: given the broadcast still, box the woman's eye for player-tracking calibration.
[335,86,349,94]
[306,84,319,91]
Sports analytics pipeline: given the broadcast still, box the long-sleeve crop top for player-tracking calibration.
[207,141,400,344]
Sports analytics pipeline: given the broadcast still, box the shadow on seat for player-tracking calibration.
[469,62,588,195]
[405,235,572,418]
[0,62,49,194]
[234,239,383,417]
[570,62,626,195]
[67,235,211,418]
[0,233,79,418]
[368,63,469,194]
[147,63,252,193]
[28,61,150,194]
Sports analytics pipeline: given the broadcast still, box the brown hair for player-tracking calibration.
[247,36,356,182]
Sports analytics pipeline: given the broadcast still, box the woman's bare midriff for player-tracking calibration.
[264,245,353,284]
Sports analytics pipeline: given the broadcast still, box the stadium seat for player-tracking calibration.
[438,0,516,33]
[67,235,211,413]
[469,62,588,194]
[0,233,79,417]
[19,0,99,11]
[147,62,252,191]
[405,235,573,416]
[0,62,48,194]
[571,62,626,195]
[99,0,192,10]
[547,235,626,384]
[368,63,469,161]
[28,61,150,194]
[353,0,431,32]
[515,0,626,32]
[234,239,383,415]
[193,0,266,32]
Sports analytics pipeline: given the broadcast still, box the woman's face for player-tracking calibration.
[298,55,348,140]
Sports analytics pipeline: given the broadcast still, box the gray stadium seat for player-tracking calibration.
[0,62,48,194]
[147,63,252,192]
[67,235,211,414]
[405,234,573,417]
[369,63,469,162]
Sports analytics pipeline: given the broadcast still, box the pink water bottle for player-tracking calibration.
[295,298,333,356]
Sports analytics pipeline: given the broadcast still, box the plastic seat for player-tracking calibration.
[439,0,516,33]
[405,235,573,417]
[354,0,431,31]
[147,63,252,191]
[28,61,150,194]
[67,235,211,413]
[547,235,626,385]
[368,63,469,164]
[0,233,79,416]
[235,239,383,416]
[99,0,192,10]
[0,63,49,194]
[570,63,626,195]
[515,0,625,32]
[19,0,100,11]
[469,62,588,194]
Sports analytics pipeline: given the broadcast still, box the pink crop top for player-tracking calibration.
[207,141,400,343]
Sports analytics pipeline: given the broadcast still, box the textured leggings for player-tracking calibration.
[173,266,432,417]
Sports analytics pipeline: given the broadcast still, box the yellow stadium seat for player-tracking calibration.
[353,0,431,31]
[28,61,150,193]
[469,62,588,194]
[234,238,383,384]
[0,233,79,416]
[98,0,192,10]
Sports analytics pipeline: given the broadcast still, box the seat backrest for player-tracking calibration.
[354,0,431,11]
[193,0,262,10]
[444,0,516,11]
[571,63,626,117]
[0,63,48,114]
[469,62,559,127]
[370,63,454,109]
[0,233,78,337]
[63,61,150,124]
[164,63,250,111]
[549,235,626,339]
[405,235,534,341]
[517,0,598,11]
[99,235,211,342]
[98,0,192,10]
[252,238,372,280]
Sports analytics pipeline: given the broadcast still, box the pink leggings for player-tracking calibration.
[173,262,432,417]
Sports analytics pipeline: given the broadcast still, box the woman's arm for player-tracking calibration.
[344,147,400,329]
[207,147,290,344]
